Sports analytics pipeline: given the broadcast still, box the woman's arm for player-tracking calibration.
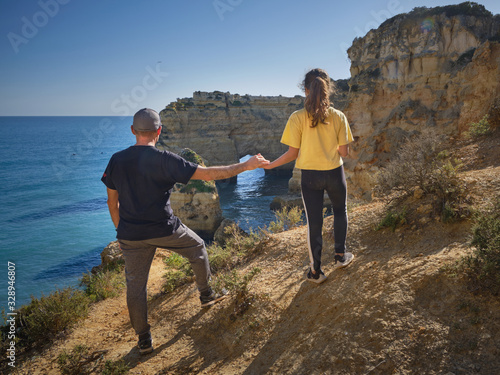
[338,144,349,157]
[264,146,299,169]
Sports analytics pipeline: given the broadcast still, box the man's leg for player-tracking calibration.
[118,240,156,336]
[148,224,211,294]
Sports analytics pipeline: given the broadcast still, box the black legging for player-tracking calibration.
[301,165,348,273]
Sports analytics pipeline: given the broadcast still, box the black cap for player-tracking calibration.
[132,108,162,131]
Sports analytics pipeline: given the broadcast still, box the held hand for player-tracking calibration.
[263,162,275,170]
[245,153,270,170]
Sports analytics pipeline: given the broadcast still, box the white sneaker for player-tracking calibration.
[334,252,354,268]
[306,269,327,284]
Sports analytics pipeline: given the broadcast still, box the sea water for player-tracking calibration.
[0,117,290,310]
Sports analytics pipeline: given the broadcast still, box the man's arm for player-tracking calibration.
[106,187,120,229]
[191,154,269,181]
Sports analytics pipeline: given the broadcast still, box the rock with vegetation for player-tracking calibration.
[343,2,500,198]
[99,241,122,267]
[169,148,224,239]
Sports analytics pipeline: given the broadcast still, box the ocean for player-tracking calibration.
[0,116,290,310]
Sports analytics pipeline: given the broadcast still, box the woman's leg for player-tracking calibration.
[324,165,348,255]
[301,170,326,273]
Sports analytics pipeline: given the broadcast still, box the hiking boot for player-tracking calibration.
[200,288,228,308]
[306,269,327,284]
[137,331,153,355]
[334,252,354,268]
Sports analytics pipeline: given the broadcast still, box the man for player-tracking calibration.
[101,108,269,355]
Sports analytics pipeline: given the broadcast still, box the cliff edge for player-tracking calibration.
[12,128,500,374]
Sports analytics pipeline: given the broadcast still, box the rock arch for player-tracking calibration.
[157,92,304,172]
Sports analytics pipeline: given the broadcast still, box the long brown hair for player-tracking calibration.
[302,68,332,128]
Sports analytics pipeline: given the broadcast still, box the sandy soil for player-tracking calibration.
[11,132,500,375]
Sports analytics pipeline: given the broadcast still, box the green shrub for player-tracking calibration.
[1,257,128,355]
[57,345,98,375]
[179,148,204,165]
[430,159,467,222]
[162,253,193,293]
[377,131,467,221]
[377,130,440,195]
[164,252,192,274]
[14,288,90,349]
[57,344,125,375]
[177,179,216,193]
[210,224,263,270]
[162,269,192,293]
[80,264,125,302]
[376,208,407,231]
[460,201,500,295]
[175,148,217,193]
[161,223,265,294]
[102,359,130,374]
[268,205,303,233]
[466,115,491,138]
[223,224,263,257]
[207,243,233,272]
[57,344,92,375]
[211,267,262,317]
[212,267,261,296]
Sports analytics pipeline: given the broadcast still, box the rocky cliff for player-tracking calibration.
[157,91,304,171]
[158,4,499,202]
[169,149,223,239]
[343,3,500,198]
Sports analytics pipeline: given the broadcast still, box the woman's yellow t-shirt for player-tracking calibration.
[280,107,353,170]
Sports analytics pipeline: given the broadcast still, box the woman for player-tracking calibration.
[265,68,354,284]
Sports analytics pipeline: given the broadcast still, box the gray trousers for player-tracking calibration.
[118,223,210,336]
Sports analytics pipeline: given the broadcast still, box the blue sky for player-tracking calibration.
[1,0,499,116]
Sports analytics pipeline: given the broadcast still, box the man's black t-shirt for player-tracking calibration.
[101,146,198,241]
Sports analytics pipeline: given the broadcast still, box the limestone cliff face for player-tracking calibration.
[170,189,223,239]
[343,5,500,197]
[157,92,304,169]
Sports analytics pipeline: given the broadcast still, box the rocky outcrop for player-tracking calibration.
[169,149,224,239]
[158,4,499,202]
[91,241,122,273]
[157,92,304,172]
[343,4,500,198]
[171,189,223,239]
